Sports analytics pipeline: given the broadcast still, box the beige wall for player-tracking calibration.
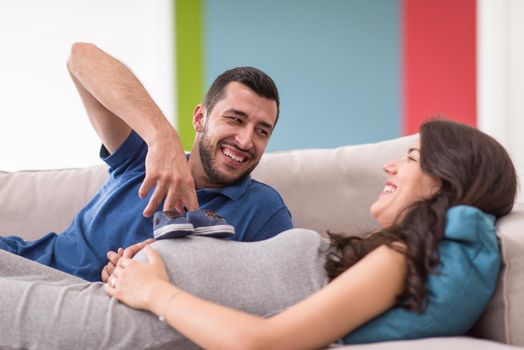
[0,0,174,171]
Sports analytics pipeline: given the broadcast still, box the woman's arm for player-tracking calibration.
[107,244,407,350]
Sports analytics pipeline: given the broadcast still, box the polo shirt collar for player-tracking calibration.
[216,174,251,199]
[197,175,252,200]
[188,153,252,200]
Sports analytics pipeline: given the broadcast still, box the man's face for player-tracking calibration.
[194,82,278,187]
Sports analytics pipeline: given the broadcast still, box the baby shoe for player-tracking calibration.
[186,209,235,238]
[153,210,194,240]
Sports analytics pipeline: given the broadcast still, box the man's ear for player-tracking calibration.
[193,104,206,132]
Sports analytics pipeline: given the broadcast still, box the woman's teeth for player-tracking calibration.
[383,184,397,193]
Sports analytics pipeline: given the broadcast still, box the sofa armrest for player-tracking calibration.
[472,203,524,347]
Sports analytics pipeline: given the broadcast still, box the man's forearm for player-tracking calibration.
[67,42,178,152]
[67,42,198,215]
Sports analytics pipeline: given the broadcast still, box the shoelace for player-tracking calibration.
[164,210,184,219]
[203,210,225,221]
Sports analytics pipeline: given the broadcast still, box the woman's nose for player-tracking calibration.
[383,159,398,174]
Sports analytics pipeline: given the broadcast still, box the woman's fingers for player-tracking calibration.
[144,245,162,265]
[117,257,134,269]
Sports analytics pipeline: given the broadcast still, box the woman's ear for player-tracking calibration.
[193,104,206,132]
[430,179,442,196]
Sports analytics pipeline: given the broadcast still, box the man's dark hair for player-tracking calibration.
[204,67,280,125]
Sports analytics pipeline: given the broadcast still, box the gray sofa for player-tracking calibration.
[1,135,522,349]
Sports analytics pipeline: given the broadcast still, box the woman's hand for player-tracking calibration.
[101,239,155,282]
[105,245,170,311]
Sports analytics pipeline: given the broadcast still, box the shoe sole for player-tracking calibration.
[154,224,194,240]
[193,225,235,238]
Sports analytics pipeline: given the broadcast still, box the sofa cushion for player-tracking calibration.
[342,206,500,344]
[334,337,521,350]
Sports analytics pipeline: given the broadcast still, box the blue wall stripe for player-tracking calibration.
[204,0,401,151]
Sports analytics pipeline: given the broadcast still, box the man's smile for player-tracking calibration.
[218,143,255,169]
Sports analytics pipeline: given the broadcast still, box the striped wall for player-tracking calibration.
[175,0,477,151]
[403,0,476,134]
[175,0,204,150]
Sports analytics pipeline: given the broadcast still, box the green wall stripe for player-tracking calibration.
[175,0,204,150]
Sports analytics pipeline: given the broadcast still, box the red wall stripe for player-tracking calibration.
[403,0,477,134]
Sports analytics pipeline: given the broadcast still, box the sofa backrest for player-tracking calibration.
[0,166,108,240]
[0,134,417,240]
[253,134,418,236]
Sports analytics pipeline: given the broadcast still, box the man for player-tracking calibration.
[0,43,292,281]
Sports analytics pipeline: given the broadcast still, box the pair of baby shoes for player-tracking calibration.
[153,209,235,240]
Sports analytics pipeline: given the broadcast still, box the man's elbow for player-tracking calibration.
[67,42,96,73]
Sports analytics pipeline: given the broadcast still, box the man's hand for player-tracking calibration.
[101,239,155,282]
[139,132,199,217]
[67,43,198,217]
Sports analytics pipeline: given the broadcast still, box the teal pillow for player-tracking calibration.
[342,205,501,344]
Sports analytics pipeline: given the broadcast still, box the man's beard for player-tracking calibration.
[198,127,258,186]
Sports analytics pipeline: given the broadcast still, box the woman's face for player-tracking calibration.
[370,140,441,227]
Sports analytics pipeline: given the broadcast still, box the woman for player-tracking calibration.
[0,119,516,349]
[104,119,517,349]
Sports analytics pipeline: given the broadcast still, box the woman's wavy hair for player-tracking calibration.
[325,119,518,312]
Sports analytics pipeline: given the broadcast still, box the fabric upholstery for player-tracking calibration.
[0,166,107,240]
[471,204,524,345]
[1,134,523,349]
[252,135,418,236]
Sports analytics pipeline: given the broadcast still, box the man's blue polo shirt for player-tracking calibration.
[0,131,293,281]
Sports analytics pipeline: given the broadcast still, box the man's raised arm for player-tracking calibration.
[67,42,198,216]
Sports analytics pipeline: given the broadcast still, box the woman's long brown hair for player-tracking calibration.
[324,119,517,312]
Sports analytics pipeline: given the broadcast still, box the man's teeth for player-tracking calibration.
[223,148,245,163]
[383,184,397,193]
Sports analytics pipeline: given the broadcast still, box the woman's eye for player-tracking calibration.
[407,155,417,162]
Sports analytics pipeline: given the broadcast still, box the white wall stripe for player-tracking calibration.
[478,0,524,200]
[0,0,174,171]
